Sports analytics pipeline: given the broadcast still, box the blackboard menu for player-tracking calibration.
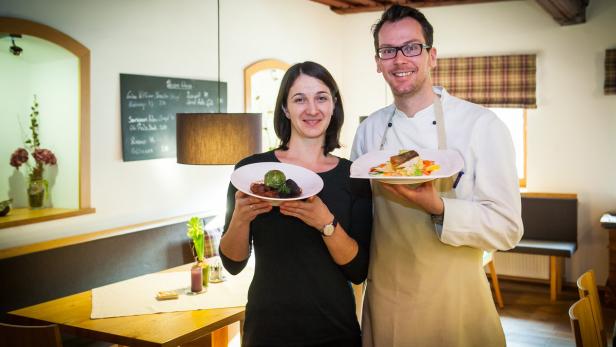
[120,73,227,161]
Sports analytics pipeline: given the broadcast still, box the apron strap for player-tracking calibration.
[434,96,447,150]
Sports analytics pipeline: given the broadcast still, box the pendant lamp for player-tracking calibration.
[176,0,262,165]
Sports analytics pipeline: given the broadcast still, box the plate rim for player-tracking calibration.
[350,148,463,183]
[230,161,324,202]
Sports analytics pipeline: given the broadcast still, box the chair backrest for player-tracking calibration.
[577,270,606,346]
[569,296,601,347]
[0,322,62,347]
[521,196,577,242]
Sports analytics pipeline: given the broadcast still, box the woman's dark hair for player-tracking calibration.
[371,5,434,54]
[273,61,344,155]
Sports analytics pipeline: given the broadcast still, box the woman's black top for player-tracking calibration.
[220,151,372,347]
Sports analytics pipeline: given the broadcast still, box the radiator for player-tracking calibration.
[487,252,550,280]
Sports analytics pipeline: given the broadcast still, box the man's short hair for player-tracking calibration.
[372,5,434,55]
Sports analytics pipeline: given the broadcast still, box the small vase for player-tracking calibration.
[202,262,210,288]
[190,261,204,293]
[27,179,46,209]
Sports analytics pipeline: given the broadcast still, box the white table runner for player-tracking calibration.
[91,262,253,319]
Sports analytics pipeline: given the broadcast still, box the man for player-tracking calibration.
[351,5,523,347]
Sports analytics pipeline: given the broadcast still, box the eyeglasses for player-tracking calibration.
[377,43,431,60]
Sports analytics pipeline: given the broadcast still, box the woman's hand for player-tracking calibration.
[220,191,271,263]
[232,191,272,226]
[279,195,333,230]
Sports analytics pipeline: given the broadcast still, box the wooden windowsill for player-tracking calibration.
[0,207,96,229]
[521,192,577,199]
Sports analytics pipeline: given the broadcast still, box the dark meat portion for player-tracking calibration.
[250,183,279,198]
[278,179,302,198]
[389,150,419,168]
[250,179,302,199]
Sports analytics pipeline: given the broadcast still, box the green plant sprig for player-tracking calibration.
[24,95,40,149]
[186,217,205,262]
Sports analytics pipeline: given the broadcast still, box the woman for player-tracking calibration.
[219,61,372,347]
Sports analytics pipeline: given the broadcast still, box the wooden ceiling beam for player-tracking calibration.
[343,0,381,6]
[313,0,588,25]
[331,0,510,14]
[311,0,353,8]
[402,0,511,7]
[534,0,589,25]
[333,6,388,14]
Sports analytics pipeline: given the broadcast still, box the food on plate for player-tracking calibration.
[390,150,419,168]
[251,169,302,198]
[369,150,440,177]
[264,170,286,190]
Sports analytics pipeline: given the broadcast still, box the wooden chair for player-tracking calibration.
[570,296,602,347]
[483,250,504,308]
[577,270,606,346]
[0,322,62,347]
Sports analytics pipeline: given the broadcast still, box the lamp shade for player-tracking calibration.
[176,113,262,165]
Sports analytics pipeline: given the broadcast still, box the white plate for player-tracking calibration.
[230,162,324,205]
[351,149,464,185]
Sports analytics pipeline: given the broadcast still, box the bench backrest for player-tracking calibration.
[521,195,577,243]
[0,216,215,322]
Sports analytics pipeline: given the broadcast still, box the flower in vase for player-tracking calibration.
[186,217,205,262]
[8,95,57,182]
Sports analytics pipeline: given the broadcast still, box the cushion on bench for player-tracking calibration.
[505,195,578,257]
[520,196,577,243]
[509,239,577,257]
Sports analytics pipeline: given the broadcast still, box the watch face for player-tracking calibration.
[323,224,335,236]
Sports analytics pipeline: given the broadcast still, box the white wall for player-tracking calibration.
[1,0,615,284]
[0,0,342,246]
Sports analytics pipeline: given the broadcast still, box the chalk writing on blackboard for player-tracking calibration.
[120,73,227,161]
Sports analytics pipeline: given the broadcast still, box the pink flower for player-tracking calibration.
[33,148,57,165]
[8,96,58,177]
[10,148,29,168]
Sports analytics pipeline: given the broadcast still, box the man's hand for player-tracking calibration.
[379,181,444,215]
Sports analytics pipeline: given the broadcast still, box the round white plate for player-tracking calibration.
[230,162,324,205]
[351,149,464,185]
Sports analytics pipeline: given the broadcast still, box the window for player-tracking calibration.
[432,54,536,187]
[490,108,527,187]
[244,59,289,151]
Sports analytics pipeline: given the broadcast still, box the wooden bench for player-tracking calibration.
[506,193,578,302]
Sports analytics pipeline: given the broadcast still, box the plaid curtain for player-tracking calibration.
[606,49,616,95]
[432,54,536,108]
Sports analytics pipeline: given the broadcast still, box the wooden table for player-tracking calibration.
[8,265,246,347]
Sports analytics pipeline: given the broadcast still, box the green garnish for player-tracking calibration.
[264,170,286,189]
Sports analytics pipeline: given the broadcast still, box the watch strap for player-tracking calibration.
[431,213,444,225]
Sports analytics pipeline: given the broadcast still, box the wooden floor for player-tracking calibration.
[498,279,616,347]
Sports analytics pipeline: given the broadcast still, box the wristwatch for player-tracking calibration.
[321,218,338,237]
[431,213,444,225]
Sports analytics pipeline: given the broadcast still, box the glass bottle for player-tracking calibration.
[28,179,46,209]
[190,261,203,293]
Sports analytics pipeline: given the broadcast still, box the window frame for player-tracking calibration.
[0,17,94,229]
[244,59,290,151]
[490,107,527,188]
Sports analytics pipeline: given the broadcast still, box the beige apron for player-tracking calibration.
[362,97,505,347]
